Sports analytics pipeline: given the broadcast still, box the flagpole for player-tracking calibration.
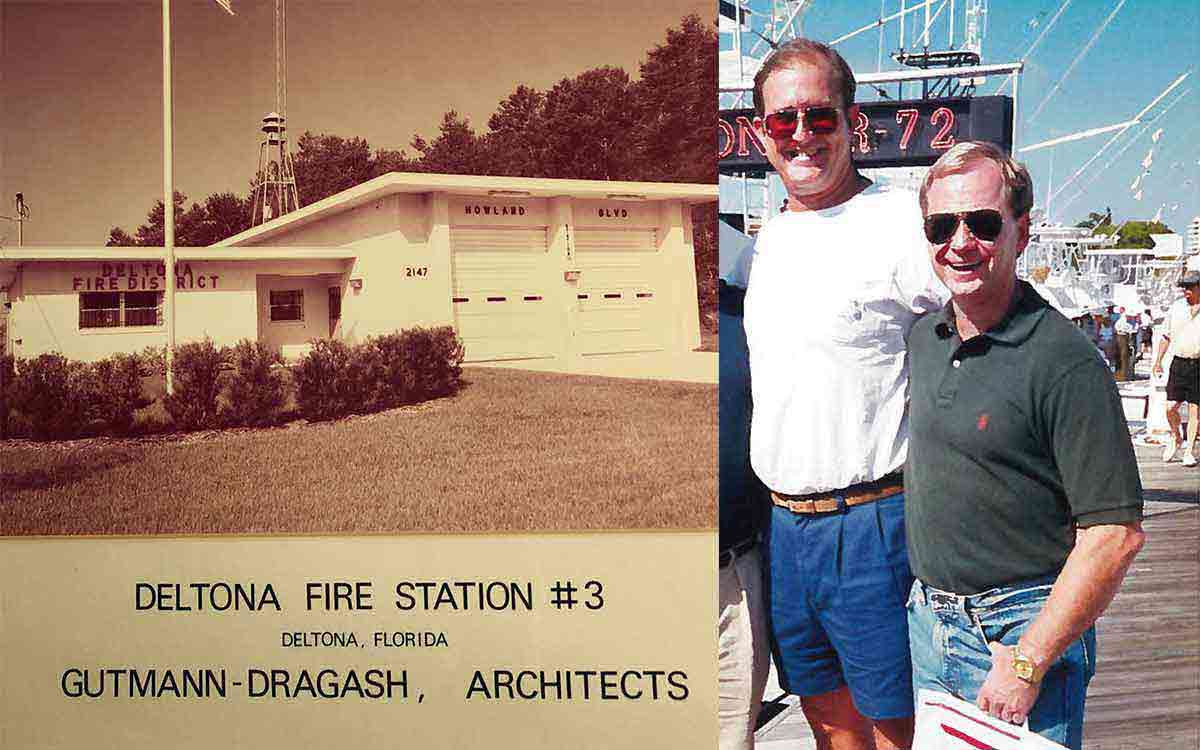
[163,0,176,394]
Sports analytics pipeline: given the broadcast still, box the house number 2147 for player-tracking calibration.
[405,266,429,278]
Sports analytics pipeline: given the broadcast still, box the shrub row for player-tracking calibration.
[0,351,147,440]
[0,326,464,440]
[293,328,464,421]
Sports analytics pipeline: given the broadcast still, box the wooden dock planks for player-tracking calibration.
[1083,502,1198,749]
[755,446,1199,749]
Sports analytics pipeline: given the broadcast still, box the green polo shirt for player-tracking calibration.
[905,281,1143,594]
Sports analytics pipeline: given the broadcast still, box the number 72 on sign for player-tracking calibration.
[717,95,1013,173]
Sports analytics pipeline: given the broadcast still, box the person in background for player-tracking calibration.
[1138,308,1154,360]
[1079,311,1099,346]
[1153,271,1200,467]
[744,37,944,750]
[1096,310,1116,372]
[1128,309,1142,364]
[718,223,770,749]
[1114,306,1137,381]
[906,141,1145,750]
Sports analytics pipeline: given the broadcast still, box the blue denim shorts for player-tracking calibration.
[907,576,1097,750]
[765,492,914,720]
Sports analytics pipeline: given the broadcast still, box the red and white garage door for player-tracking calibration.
[450,226,558,362]
[573,228,663,355]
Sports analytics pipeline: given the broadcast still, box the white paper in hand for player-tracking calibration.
[914,689,1067,749]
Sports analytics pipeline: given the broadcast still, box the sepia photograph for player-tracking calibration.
[0,0,717,536]
[0,3,721,748]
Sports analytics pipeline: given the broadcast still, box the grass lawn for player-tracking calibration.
[0,367,715,535]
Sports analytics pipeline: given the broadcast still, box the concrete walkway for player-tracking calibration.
[475,351,717,384]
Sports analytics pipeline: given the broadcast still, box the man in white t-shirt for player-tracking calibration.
[1153,270,1200,466]
[743,38,944,750]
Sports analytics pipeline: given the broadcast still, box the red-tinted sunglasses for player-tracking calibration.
[762,106,840,139]
[923,209,1005,244]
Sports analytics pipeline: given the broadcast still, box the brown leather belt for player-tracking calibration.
[771,474,903,514]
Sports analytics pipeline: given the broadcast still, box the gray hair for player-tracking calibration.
[919,141,1034,219]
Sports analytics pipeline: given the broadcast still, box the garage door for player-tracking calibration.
[450,226,557,362]
[573,228,663,355]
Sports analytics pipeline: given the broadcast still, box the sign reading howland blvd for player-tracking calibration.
[718,95,1013,173]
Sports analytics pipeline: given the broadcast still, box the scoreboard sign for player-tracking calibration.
[718,95,1013,173]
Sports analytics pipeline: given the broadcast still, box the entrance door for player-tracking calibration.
[328,286,341,337]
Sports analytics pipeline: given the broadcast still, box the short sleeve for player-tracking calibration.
[1041,356,1144,526]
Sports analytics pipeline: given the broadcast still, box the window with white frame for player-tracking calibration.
[79,291,162,329]
[269,289,304,322]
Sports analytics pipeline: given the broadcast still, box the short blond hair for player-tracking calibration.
[919,141,1034,219]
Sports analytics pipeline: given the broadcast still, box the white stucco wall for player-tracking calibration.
[3,185,707,365]
[7,258,346,361]
[256,274,334,354]
[241,194,454,343]
[340,194,452,342]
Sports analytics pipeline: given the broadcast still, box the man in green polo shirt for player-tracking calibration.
[904,141,1145,750]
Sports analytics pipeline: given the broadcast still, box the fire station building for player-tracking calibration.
[0,173,716,369]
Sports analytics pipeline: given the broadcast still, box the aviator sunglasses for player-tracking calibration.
[923,209,1005,244]
[762,105,840,139]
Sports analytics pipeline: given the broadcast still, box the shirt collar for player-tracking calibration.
[934,279,1049,345]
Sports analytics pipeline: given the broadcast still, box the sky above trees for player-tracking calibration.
[105,15,716,249]
[1,0,709,246]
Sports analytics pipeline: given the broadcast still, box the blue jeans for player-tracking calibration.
[907,576,1097,749]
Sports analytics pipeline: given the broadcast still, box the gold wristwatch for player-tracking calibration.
[1012,646,1040,684]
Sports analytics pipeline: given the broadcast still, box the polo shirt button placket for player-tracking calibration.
[937,348,963,407]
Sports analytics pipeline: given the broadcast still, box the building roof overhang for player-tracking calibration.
[0,246,357,264]
[217,172,718,247]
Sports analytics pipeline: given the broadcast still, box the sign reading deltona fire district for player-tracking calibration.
[718,95,1014,174]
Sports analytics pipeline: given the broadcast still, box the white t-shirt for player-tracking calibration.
[1114,314,1138,336]
[1166,298,1200,359]
[744,182,946,495]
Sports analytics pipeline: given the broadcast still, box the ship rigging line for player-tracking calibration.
[876,0,886,71]
[1019,120,1139,153]
[990,0,1072,96]
[1053,87,1191,221]
[742,1,808,61]
[728,1,811,108]
[914,0,950,50]
[1028,0,1127,123]
[830,1,933,47]
[1048,71,1191,208]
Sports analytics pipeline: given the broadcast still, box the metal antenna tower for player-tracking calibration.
[251,0,300,225]
[0,193,29,246]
